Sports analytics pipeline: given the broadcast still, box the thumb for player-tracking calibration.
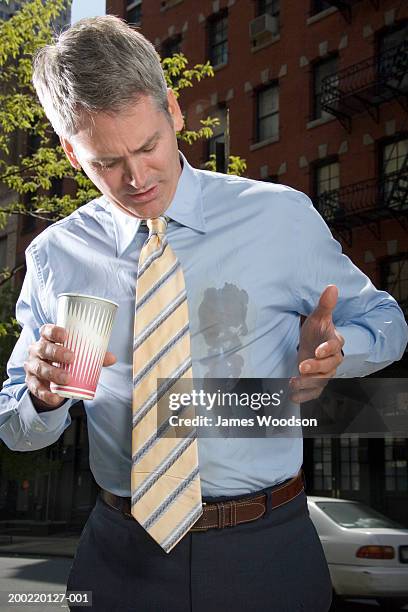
[103,351,117,367]
[316,284,338,317]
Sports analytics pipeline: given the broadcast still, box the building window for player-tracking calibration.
[382,255,408,319]
[257,0,280,20]
[311,0,333,15]
[256,84,279,142]
[206,106,227,157]
[161,34,182,58]
[378,23,408,91]
[0,236,7,272]
[313,438,332,490]
[316,160,339,196]
[208,11,228,67]
[381,137,408,208]
[379,21,408,55]
[340,437,360,491]
[382,137,408,176]
[314,159,340,219]
[126,0,142,25]
[312,55,338,120]
[385,437,408,491]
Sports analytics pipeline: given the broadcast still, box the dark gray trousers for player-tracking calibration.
[66,486,332,612]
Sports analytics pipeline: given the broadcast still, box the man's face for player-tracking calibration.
[60,89,184,220]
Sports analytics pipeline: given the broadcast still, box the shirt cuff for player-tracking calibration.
[335,324,373,378]
[18,387,73,433]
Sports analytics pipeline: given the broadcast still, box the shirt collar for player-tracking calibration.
[107,151,206,257]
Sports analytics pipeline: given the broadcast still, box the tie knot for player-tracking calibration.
[147,217,167,237]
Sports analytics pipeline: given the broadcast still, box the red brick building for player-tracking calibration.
[104,0,408,523]
[107,0,407,323]
[1,0,407,530]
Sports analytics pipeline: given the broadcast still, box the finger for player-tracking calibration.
[103,351,117,367]
[300,354,342,375]
[315,338,344,359]
[35,337,74,365]
[25,373,68,407]
[315,285,338,317]
[24,359,71,386]
[39,324,68,344]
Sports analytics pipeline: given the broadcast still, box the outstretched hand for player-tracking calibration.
[290,285,344,403]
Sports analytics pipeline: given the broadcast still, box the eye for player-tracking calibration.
[143,142,157,153]
[94,161,117,171]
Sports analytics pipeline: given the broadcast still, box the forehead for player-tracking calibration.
[72,96,165,154]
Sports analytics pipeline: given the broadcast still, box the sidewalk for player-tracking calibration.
[0,534,79,557]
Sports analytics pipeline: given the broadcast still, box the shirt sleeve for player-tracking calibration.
[0,245,75,451]
[291,191,408,377]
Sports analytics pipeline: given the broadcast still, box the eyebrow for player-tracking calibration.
[89,131,160,163]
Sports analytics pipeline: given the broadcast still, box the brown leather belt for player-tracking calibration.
[99,471,304,532]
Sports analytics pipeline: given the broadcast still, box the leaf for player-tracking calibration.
[0,0,247,401]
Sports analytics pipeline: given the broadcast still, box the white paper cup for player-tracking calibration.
[50,293,118,400]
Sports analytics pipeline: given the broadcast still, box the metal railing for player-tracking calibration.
[315,168,408,225]
[321,41,408,119]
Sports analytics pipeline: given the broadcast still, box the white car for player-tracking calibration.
[307,496,408,610]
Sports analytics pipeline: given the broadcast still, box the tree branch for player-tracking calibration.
[0,207,60,222]
[0,262,25,287]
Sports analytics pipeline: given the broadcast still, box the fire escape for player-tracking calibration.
[314,34,408,246]
[315,157,408,246]
[320,39,408,132]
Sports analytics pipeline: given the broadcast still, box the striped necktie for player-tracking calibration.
[131,217,203,553]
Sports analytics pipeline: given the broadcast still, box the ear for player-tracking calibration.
[59,136,81,170]
[167,88,184,132]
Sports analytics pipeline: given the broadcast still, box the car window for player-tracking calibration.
[315,501,403,529]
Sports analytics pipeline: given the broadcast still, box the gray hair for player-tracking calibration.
[32,15,170,138]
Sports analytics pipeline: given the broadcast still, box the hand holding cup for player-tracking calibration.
[24,324,117,411]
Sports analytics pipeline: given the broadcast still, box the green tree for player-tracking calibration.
[0,0,246,381]
[0,1,246,234]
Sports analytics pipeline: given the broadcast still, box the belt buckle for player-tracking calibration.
[190,502,208,532]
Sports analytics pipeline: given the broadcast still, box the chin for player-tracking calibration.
[129,203,167,220]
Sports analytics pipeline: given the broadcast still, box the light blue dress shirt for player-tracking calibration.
[1,153,407,497]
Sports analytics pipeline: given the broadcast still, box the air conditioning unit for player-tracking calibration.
[249,13,279,41]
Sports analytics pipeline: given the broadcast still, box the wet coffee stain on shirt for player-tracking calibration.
[198,282,249,378]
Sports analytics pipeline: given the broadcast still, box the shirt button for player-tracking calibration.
[25,440,32,446]
[34,425,44,432]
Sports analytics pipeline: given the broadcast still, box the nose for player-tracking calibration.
[123,158,147,191]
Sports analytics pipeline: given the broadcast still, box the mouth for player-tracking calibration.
[126,184,158,204]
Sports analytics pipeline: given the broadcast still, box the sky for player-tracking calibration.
[71,0,106,24]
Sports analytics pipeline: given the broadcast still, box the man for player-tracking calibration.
[0,16,407,612]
